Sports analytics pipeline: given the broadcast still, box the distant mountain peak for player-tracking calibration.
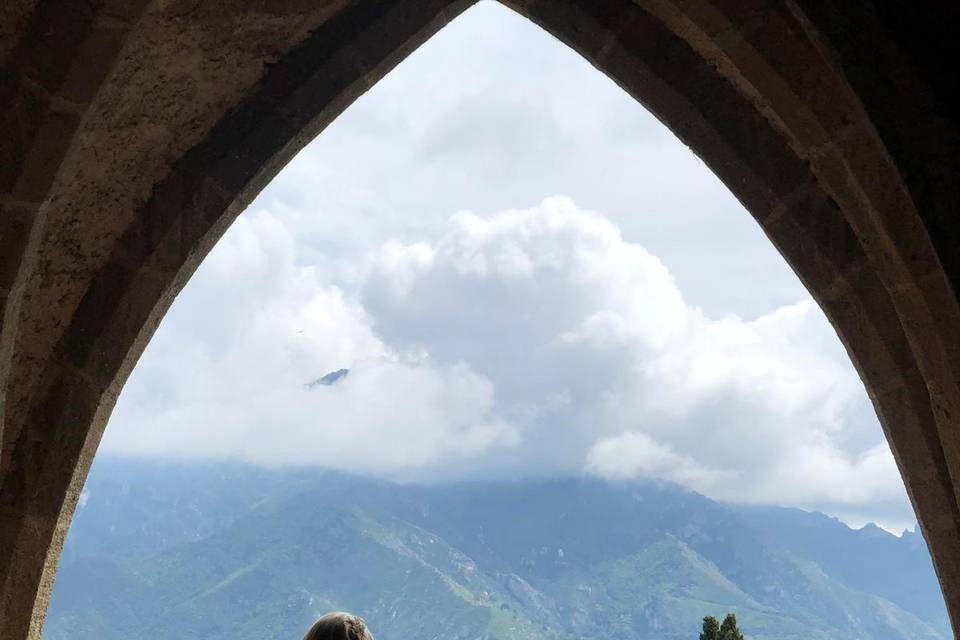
[858,522,891,539]
[307,368,350,388]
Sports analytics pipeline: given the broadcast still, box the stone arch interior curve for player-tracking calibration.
[1,1,958,638]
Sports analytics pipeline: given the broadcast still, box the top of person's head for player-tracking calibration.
[302,612,375,640]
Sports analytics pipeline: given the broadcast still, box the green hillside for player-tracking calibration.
[44,459,949,640]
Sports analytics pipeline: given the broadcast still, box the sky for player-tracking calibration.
[98,1,914,532]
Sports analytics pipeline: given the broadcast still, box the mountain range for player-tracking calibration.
[44,457,950,640]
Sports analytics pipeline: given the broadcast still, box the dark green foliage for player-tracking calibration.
[700,613,743,640]
[719,614,744,640]
[700,616,720,640]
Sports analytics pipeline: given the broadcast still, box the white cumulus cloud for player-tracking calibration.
[102,196,911,529]
[102,211,519,477]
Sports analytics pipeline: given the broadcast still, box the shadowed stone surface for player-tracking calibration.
[0,1,958,639]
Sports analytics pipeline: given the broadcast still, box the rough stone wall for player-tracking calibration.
[0,1,958,639]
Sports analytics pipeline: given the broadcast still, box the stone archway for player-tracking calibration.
[1,1,958,638]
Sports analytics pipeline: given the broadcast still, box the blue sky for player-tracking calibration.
[98,1,913,532]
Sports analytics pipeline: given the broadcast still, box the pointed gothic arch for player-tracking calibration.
[1,1,959,638]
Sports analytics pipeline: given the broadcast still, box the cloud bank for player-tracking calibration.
[103,197,910,528]
[97,1,912,530]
